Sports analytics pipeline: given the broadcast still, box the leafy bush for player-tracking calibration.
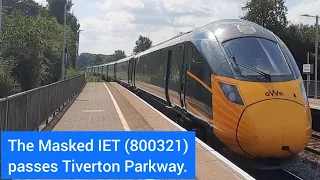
[1,0,80,95]
[85,74,104,82]
[0,57,21,98]
[66,67,84,78]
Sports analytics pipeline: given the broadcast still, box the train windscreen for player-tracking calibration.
[223,37,293,79]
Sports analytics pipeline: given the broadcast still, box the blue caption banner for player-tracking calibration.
[1,131,195,179]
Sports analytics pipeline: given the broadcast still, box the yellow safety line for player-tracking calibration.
[103,82,131,131]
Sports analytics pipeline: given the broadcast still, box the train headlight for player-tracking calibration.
[219,82,244,106]
[299,82,308,104]
[229,93,237,102]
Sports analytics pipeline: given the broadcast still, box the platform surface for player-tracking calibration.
[50,82,254,180]
[309,98,320,110]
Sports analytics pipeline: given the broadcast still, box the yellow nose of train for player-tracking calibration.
[237,99,311,158]
[212,76,312,159]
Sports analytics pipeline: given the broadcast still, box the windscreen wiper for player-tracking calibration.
[230,55,272,82]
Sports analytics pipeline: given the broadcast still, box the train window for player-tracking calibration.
[188,45,212,87]
[192,48,203,64]
[185,42,213,121]
[223,37,292,77]
[168,46,183,90]
[193,39,234,78]
[279,43,302,79]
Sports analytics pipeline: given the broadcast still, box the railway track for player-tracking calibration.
[245,169,303,180]
[305,131,320,155]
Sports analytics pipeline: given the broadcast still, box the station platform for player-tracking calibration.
[309,98,320,110]
[51,82,254,180]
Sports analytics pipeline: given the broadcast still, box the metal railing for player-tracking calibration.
[304,80,320,98]
[0,75,85,131]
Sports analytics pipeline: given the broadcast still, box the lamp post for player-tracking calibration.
[61,0,73,80]
[0,0,2,38]
[76,29,83,70]
[301,14,319,98]
[61,2,67,80]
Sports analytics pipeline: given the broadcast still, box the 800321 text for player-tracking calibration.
[125,139,188,155]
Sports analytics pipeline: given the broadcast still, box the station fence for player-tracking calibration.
[0,75,85,131]
[303,80,320,98]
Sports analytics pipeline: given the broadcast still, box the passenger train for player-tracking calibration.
[87,19,312,169]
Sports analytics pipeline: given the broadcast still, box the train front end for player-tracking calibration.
[198,20,312,169]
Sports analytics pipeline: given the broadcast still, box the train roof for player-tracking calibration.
[89,55,135,68]
[90,19,277,68]
[203,19,277,43]
[133,19,277,58]
[134,31,192,58]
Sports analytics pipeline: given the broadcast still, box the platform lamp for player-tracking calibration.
[0,0,2,38]
[301,14,319,98]
[76,29,83,70]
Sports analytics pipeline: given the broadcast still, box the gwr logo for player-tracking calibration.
[265,90,284,97]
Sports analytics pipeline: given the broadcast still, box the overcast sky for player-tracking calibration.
[34,0,320,56]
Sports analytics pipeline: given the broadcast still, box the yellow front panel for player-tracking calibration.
[211,75,311,158]
[238,99,311,158]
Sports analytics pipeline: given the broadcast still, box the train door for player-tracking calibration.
[167,44,185,108]
[128,58,134,86]
[165,50,173,107]
[133,57,138,87]
[114,63,117,80]
[128,59,131,85]
[106,65,109,80]
[180,42,188,108]
[184,42,213,122]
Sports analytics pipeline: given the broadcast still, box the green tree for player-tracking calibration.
[133,35,152,53]
[39,13,73,85]
[0,0,80,97]
[66,66,84,78]
[0,57,21,98]
[77,53,114,69]
[94,55,103,65]
[113,50,127,61]
[2,11,46,90]
[78,53,95,68]
[281,23,316,77]
[47,0,72,24]
[240,0,319,79]
[241,0,288,32]
[3,0,46,16]
[1,8,77,91]
[47,0,80,68]
[67,13,80,34]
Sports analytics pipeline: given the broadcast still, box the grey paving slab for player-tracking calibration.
[52,82,124,131]
[309,98,320,110]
